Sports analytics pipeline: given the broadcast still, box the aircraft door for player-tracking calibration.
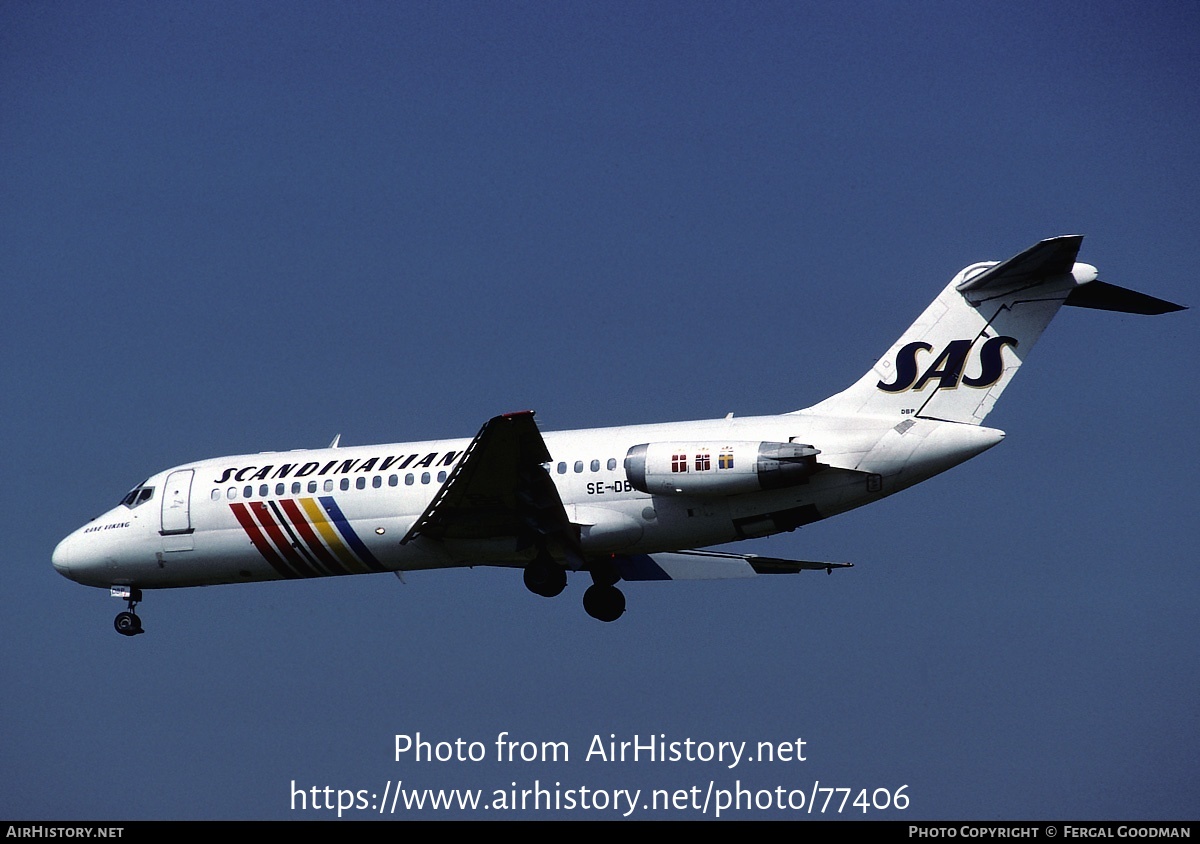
[161,469,195,551]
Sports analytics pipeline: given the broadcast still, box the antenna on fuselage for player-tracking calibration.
[328,434,341,448]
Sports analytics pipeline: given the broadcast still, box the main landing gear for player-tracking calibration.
[582,584,625,622]
[111,586,144,637]
[521,556,626,623]
[523,555,567,598]
[582,557,625,622]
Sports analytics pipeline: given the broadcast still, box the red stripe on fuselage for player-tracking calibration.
[248,501,320,578]
[229,502,297,579]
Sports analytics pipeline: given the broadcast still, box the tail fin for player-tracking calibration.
[805,236,1185,425]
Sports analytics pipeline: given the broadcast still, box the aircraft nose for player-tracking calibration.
[52,533,81,579]
[52,530,105,585]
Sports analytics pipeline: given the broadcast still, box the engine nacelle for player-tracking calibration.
[623,441,821,496]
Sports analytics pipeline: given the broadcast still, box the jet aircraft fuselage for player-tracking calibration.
[52,236,1184,633]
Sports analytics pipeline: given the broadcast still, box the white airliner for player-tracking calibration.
[53,236,1184,635]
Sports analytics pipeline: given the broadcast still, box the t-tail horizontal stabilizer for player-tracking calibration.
[1063,280,1186,315]
[805,235,1186,426]
[613,549,853,581]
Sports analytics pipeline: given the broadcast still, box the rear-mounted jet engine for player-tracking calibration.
[623,441,822,496]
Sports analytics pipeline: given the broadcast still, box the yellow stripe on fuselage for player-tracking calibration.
[299,497,369,574]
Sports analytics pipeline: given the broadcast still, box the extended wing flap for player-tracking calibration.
[612,549,852,581]
[401,412,578,559]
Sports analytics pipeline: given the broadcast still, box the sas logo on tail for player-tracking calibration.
[877,335,1018,393]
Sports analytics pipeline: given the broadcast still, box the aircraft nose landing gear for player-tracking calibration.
[114,611,142,636]
[111,586,144,636]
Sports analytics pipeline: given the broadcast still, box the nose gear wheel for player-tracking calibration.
[113,588,144,636]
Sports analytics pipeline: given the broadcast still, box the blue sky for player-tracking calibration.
[2,1,1196,820]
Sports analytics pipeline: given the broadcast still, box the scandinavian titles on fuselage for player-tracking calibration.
[213,450,462,484]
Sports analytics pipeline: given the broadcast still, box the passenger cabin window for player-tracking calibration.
[607,458,617,470]
[590,459,600,472]
[574,461,584,473]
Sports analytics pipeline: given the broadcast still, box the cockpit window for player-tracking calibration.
[119,482,155,509]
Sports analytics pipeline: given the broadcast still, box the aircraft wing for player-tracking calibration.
[612,549,853,581]
[401,411,583,566]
